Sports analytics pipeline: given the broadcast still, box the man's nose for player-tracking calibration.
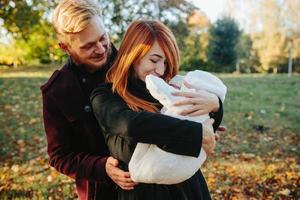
[94,42,106,54]
[155,61,165,76]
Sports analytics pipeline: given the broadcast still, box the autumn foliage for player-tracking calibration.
[0,68,299,199]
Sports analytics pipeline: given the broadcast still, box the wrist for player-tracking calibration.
[212,95,219,112]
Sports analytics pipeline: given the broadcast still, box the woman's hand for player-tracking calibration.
[105,157,138,190]
[201,119,216,156]
[172,82,219,116]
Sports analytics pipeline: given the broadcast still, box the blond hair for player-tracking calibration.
[52,0,102,42]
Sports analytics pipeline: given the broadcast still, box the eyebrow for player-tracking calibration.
[80,32,107,48]
[150,54,164,59]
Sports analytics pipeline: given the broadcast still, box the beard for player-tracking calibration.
[70,43,112,72]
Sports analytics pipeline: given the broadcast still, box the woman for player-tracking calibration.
[91,20,223,200]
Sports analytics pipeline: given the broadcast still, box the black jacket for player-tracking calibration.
[90,78,223,200]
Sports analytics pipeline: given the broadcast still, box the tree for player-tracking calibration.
[186,10,211,62]
[0,0,55,40]
[207,17,241,72]
[236,34,260,73]
[167,20,189,51]
[97,0,195,44]
[179,10,211,71]
[25,22,65,64]
[0,0,197,66]
[227,0,300,73]
[0,0,62,65]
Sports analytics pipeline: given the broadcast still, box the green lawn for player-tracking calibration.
[0,67,299,199]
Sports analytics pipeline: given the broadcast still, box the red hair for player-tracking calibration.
[107,20,180,112]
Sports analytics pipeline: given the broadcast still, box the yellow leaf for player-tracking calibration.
[11,164,19,173]
[278,189,290,196]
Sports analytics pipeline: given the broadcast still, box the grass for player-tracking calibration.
[0,67,299,199]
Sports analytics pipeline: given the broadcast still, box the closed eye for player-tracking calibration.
[150,59,158,64]
[82,43,93,49]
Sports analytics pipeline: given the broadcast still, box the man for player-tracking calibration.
[41,0,223,199]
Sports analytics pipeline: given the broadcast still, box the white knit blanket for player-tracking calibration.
[128,70,227,184]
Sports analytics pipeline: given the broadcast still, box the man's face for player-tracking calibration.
[62,16,111,72]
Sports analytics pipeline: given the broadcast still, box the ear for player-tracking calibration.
[59,42,70,55]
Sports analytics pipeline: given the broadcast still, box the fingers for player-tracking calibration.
[173,97,207,106]
[112,171,133,182]
[115,173,138,190]
[180,108,208,116]
[183,81,193,89]
[110,169,138,190]
[116,179,137,190]
[173,98,196,106]
[119,183,136,190]
[106,157,137,190]
[217,126,227,132]
[215,133,220,141]
[107,156,119,166]
[177,104,206,115]
[172,89,209,98]
[204,133,220,156]
[172,91,199,98]
[188,109,209,116]
[173,98,209,116]
[209,150,215,156]
[202,118,215,144]
[110,164,127,177]
[203,141,216,156]
[172,93,216,116]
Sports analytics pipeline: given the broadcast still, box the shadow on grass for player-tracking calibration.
[0,189,33,199]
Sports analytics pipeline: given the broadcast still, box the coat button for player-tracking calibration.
[84,105,91,113]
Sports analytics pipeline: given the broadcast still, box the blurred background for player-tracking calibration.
[0,0,300,73]
[0,0,299,199]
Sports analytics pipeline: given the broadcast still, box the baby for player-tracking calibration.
[129,70,227,184]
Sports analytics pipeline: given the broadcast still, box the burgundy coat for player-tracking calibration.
[41,57,117,200]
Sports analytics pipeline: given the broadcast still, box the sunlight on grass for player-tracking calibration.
[0,71,52,78]
[0,70,299,199]
[203,157,300,199]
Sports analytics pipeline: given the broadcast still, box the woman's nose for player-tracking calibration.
[155,61,165,76]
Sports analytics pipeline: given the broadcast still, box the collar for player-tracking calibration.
[127,77,161,106]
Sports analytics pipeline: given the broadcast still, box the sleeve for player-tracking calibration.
[210,97,224,132]
[90,84,203,157]
[42,92,110,183]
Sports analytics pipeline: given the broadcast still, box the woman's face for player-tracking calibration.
[133,41,166,81]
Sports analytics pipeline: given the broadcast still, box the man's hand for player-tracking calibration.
[202,118,216,156]
[105,157,138,190]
